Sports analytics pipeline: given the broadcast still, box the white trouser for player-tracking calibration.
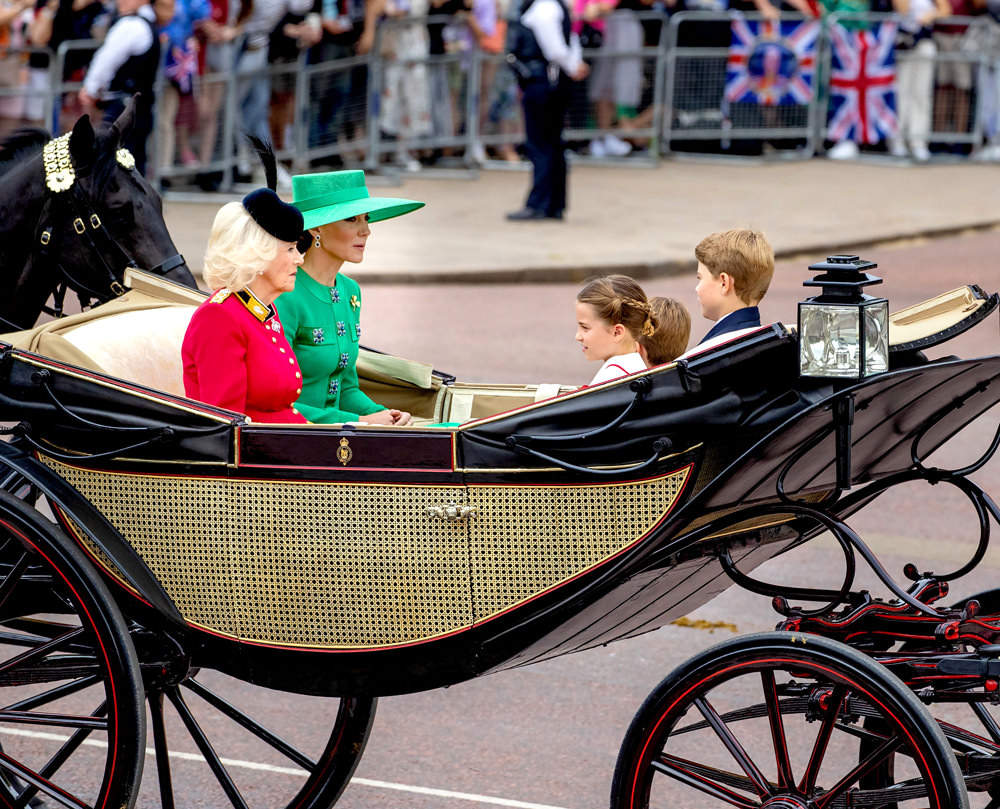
[895,38,936,150]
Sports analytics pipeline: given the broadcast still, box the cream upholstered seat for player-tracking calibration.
[59,306,196,396]
[0,291,198,397]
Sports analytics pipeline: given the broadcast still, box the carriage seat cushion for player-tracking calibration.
[57,305,195,396]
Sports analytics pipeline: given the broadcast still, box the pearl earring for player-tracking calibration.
[314,235,321,248]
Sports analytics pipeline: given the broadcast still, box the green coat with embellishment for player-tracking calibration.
[274,269,383,424]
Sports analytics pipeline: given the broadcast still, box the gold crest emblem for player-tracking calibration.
[336,437,353,466]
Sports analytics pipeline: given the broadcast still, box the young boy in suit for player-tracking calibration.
[693,228,774,347]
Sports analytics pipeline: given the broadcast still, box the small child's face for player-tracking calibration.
[695,262,727,322]
[152,0,174,23]
[575,301,621,363]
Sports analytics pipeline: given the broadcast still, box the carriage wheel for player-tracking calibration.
[611,631,968,809]
[144,673,376,809]
[0,490,145,809]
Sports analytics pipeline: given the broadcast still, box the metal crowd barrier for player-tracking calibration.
[660,9,992,159]
[0,9,993,187]
[979,18,1000,156]
[662,10,820,160]
[821,11,988,154]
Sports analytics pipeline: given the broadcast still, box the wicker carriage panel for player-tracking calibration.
[44,459,471,648]
[44,459,691,648]
[467,468,690,621]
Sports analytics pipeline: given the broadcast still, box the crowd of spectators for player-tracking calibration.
[0,0,996,182]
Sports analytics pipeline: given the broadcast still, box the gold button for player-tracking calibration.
[280,348,286,353]
[272,337,277,343]
[288,357,294,364]
[295,372,301,378]
[292,407,299,414]
[296,388,301,394]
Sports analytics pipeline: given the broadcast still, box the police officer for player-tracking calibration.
[506,0,589,222]
[78,0,161,174]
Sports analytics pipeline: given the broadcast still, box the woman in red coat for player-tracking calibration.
[182,188,309,424]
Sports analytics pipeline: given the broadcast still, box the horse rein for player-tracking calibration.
[35,133,186,317]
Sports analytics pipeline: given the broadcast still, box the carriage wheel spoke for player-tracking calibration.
[0,748,89,809]
[166,687,251,809]
[652,752,760,809]
[695,696,773,799]
[1,618,83,641]
[0,553,29,613]
[0,628,84,678]
[150,692,176,809]
[13,702,111,809]
[798,685,847,795]
[3,676,100,713]
[0,629,68,650]
[760,670,794,790]
[674,697,811,735]
[0,709,106,731]
[183,678,316,771]
[813,736,902,809]
[0,774,20,807]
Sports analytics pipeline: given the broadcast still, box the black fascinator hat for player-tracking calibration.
[243,188,303,243]
[240,134,303,243]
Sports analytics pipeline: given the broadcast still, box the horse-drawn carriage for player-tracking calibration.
[0,250,997,809]
[1,98,1000,809]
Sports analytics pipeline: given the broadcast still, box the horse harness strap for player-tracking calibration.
[38,133,185,310]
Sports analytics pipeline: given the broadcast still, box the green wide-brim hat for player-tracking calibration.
[292,170,424,230]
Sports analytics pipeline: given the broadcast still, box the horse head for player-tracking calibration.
[0,98,197,330]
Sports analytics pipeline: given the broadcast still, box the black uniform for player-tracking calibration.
[507,0,577,220]
[97,7,160,174]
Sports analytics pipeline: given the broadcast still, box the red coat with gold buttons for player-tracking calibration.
[182,289,308,424]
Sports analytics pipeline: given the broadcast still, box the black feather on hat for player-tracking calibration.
[240,134,303,243]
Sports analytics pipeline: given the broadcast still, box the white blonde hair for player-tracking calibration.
[202,202,279,292]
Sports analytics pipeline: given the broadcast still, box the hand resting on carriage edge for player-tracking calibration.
[181,188,310,424]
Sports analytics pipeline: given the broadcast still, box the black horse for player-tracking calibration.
[0,99,197,331]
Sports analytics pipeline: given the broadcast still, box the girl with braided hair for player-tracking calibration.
[575,274,658,386]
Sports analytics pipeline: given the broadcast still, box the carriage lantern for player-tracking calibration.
[798,255,889,380]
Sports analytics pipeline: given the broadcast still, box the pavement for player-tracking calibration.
[161,156,1000,284]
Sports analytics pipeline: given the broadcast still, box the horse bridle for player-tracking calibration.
[34,133,186,318]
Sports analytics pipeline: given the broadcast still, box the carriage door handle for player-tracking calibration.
[425,502,478,522]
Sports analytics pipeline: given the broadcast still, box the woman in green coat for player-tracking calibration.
[275,171,424,425]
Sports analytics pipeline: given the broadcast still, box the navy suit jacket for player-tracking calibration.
[697,306,761,345]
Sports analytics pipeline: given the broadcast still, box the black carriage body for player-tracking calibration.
[1,324,999,699]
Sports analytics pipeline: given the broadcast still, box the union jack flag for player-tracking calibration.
[165,43,199,95]
[725,17,820,106]
[827,21,899,144]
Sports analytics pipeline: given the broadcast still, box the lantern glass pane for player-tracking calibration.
[862,301,889,376]
[799,303,862,378]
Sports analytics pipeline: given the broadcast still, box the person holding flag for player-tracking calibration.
[156,0,211,174]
